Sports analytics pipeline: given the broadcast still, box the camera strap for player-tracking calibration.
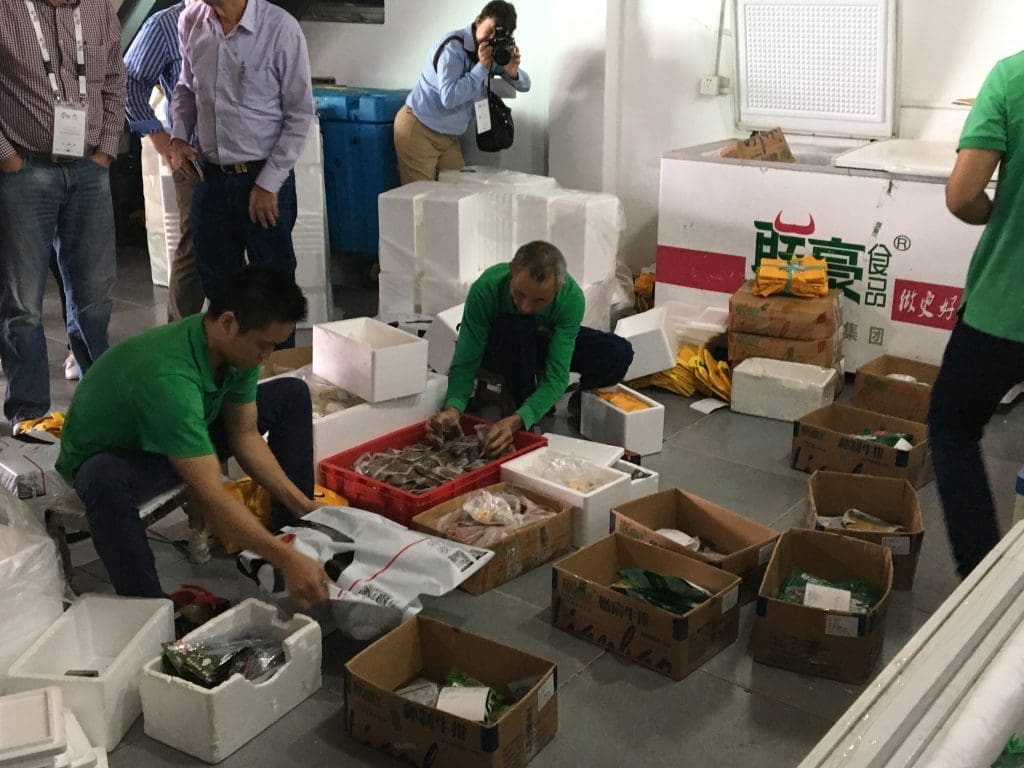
[433,33,477,72]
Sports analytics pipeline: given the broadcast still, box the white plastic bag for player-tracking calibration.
[237,506,493,640]
[0,489,65,674]
[533,451,606,493]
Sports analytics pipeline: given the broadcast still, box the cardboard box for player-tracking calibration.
[730,358,838,422]
[806,471,925,591]
[499,447,631,548]
[139,599,322,763]
[852,354,940,423]
[313,317,428,403]
[717,128,795,162]
[425,303,464,375]
[345,616,558,768]
[728,329,842,368]
[752,528,893,685]
[728,281,843,341]
[551,533,740,681]
[791,403,934,488]
[411,483,573,595]
[610,489,778,606]
[258,347,313,380]
[580,384,666,456]
[613,307,676,380]
[613,459,660,501]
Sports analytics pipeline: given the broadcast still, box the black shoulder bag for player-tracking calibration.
[433,35,514,153]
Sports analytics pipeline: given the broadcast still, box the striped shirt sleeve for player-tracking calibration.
[123,11,176,134]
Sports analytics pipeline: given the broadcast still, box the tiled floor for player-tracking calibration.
[6,247,1023,767]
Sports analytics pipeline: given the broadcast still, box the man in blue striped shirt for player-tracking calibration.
[124,1,205,321]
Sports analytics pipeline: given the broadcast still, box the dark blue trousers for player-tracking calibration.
[480,315,634,409]
[74,378,314,598]
[928,319,1024,577]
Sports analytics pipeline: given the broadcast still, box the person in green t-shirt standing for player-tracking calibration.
[56,265,329,609]
[930,51,1024,577]
[429,240,634,454]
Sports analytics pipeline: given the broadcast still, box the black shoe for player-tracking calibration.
[567,390,582,431]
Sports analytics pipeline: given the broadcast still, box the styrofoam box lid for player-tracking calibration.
[542,434,624,467]
[734,357,837,386]
[0,687,66,766]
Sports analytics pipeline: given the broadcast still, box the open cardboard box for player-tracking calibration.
[752,528,893,685]
[412,483,572,595]
[852,354,939,424]
[551,533,740,681]
[610,489,778,605]
[806,471,924,591]
[345,616,557,768]
[791,403,934,488]
[258,347,313,380]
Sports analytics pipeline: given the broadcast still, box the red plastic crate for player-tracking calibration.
[319,415,547,525]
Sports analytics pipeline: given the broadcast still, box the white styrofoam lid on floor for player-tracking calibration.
[0,687,66,766]
[541,433,624,467]
[833,139,962,178]
[64,711,96,768]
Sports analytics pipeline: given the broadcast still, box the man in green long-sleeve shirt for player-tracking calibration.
[430,240,633,453]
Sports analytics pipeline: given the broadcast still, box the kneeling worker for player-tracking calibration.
[430,240,634,454]
[56,266,329,609]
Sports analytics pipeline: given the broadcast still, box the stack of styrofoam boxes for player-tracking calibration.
[140,136,179,288]
[614,306,677,380]
[293,118,331,326]
[580,384,666,456]
[419,185,488,314]
[139,599,321,763]
[500,447,631,547]
[543,433,659,501]
[660,300,729,350]
[0,688,107,767]
[438,165,558,189]
[424,303,464,375]
[4,595,174,751]
[731,358,839,421]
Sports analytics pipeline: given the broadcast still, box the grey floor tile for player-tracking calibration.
[983,406,1024,465]
[529,655,831,768]
[493,555,571,609]
[632,386,710,440]
[674,407,808,478]
[155,551,265,606]
[107,301,166,344]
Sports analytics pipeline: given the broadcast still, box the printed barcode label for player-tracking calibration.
[537,673,555,710]
[881,536,911,555]
[356,583,397,608]
[824,614,859,638]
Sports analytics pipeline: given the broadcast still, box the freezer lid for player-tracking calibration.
[833,139,959,178]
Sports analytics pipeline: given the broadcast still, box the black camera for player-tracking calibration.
[488,26,516,67]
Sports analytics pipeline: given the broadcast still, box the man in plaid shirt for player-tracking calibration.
[0,0,125,434]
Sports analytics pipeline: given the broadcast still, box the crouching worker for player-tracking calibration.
[429,240,634,454]
[56,265,329,609]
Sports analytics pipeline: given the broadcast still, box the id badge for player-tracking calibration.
[474,98,491,134]
[52,102,87,158]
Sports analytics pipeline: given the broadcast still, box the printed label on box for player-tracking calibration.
[721,586,739,614]
[758,542,775,565]
[804,583,852,612]
[881,536,911,555]
[537,673,555,711]
[824,614,860,638]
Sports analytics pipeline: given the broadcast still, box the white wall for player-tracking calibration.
[301,0,1024,271]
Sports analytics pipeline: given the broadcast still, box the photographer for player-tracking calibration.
[395,1,530,184]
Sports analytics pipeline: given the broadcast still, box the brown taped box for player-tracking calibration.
[412,483,572,595]
[728,329,842,368]
[258,347,312,380]
[551,533,740,682]
[791,403,934,489]
[717,128,795,163]
[729,281,843,340]
[345,616,558,768]
[752,528,893,685]
[610,489,778,606]
[852,354,939,424]
[805,471,924,591]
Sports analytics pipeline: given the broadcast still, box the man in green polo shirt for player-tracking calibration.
[56,265,329,609]
[430,240,634,453]
[929,51,1024,577]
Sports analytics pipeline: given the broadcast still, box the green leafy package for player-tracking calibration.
[611,567,713,615]
[777,570,882,615]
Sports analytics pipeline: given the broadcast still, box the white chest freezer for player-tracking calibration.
[655,138,990,370]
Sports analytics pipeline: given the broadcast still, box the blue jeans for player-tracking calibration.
[74,378,315,598]
[0,157,116,422]
[928,319,1024,577]
[190,167,298,301]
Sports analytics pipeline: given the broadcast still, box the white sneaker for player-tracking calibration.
[63,353,80,381]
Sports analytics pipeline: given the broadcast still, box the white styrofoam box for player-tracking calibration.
[0,518,64,676]
[5,595,174,751]
[581,278,615,332]
[614,307,676,380]
[420,276,477,316]
[141,138,177,288]
[731,358,839,422]
[312,317,428,403]
[661,301,729,349]
[549,191,624,286]
[501,447,631,547]
[542,433,624,467]
[420,186,485,284]
[580,384,666,456]
[614,459,660,501]
[377,180,436,275]
[0,687,66,767]
[378,270,417,315]
[139,599,321,764]
[438,166,558,189]
[293,120,330,329]
[63,710,97,768]
[424,303,464,375]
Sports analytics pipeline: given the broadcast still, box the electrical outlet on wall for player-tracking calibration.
[699,75,730,96]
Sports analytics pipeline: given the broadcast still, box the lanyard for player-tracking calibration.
[24,0,86,102]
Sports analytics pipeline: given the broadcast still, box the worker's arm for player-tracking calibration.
[220,399,318,520]
[946,148,1000,225]
[169,452,328,609]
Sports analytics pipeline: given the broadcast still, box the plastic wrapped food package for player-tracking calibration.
[852,429,915,451]
[753,256,829,298]
[285,364,363,418]
[992,735,1024,767]
[531,451,606,493]
[161,633,287,688]
[595,390,651,412]
[655,528,727,562]
[436,489,557,547]
[395,670,542,725]
[776,569,882,614]
[611,567,713,615]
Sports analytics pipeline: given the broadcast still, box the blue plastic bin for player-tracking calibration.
[313,86,409,258]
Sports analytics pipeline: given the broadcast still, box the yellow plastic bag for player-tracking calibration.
[16,411,65,438]
[645,345,731,402]
[753,257,828,298]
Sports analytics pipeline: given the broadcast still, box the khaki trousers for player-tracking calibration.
[167,169,204,321]
[393,105,465,184]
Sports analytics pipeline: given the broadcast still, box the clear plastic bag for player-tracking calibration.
[161,634,286,688]
[436,489,557,547]
[285,364,363,418]
[533,451,605,493]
